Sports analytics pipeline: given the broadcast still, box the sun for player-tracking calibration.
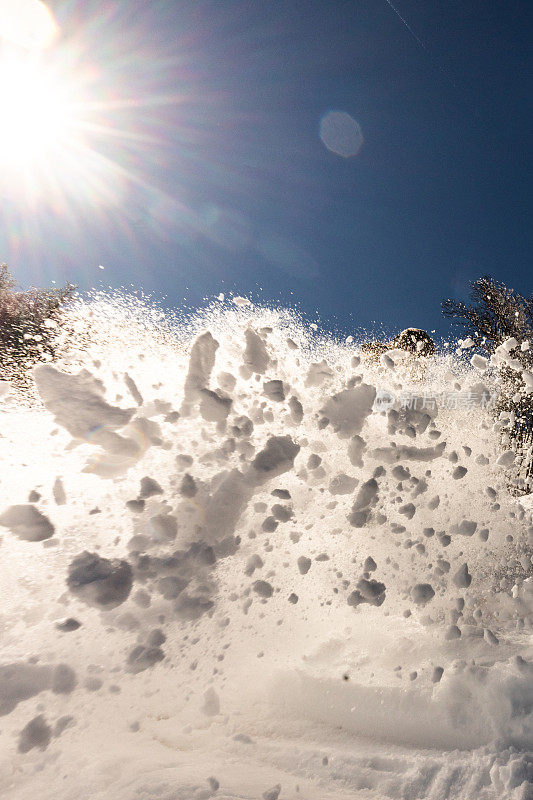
[0,54,74,167]
[0,2,187,217]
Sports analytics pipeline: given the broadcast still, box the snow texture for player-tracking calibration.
[0,296,532,800]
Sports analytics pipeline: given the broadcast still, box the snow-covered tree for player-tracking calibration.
[442,276,533,493]
[0,265,75,388]
[442,275,533,353]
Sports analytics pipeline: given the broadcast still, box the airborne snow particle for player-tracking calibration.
[180,473,197,497]
[0,504,54,541]
[55,618,81,632]
[347,579,386,608]
[262,784,282,800]
[18,715,52,753]
[52,664,77,694]
[252,436,300,479]
[452,563,472,589]
[263,379,285,402]
[53,477,67,505]
[320,385,376,438]
[432,666,444,683]
[202,687,220,716]
[244,329,270,373]
[297,556,312,575]
[410,583,435,605]
[139,476,163,499]
[67,551,133,609]
[253,580,273,598]
[127,645,165,673]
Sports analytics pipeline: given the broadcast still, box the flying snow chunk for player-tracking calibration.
[127,645,164,673]
[33,365,134,440]
[202,687,220,716]
[0,504,54,541]
[180,331,219,415]
[320,111,363,157]
[453,563,472,589]
[244,328,270,374]
[18,714,51,753]
[496,451,515,468]
[347,578,386,607]
[411,583,435,605]
[233,296,251,307]
[320,384,376,438]
[67,551,133,609]
[471,354,488,371]
[252,436,300,482]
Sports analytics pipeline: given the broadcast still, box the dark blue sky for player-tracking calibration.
[3,0,532,340]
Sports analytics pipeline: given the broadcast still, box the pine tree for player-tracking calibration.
[442,276,533,493]
[0,265,75,390]
[442,276,533,353]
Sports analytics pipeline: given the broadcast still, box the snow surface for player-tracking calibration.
[0,295,532,799]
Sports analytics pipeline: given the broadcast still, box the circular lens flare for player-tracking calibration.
[320,110,364,158]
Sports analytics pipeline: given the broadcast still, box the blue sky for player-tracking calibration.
[2,1,532,341]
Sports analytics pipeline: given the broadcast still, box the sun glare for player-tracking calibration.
[0,2,184,216]
[0,56,72,166]
[0,0,59,50]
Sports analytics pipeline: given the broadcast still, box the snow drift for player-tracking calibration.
[0,293,532,800]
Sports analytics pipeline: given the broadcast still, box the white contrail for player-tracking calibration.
[383,0,457,87]
[384,0,428,53]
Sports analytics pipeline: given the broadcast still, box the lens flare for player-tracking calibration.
[320,110,364,158]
